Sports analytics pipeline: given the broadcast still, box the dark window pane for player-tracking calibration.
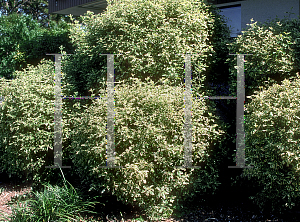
[219,5,241,37]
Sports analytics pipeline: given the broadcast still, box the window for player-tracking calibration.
[211,0,242,4]
[219,5,241,37]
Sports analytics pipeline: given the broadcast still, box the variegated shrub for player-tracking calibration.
[69,77,228,220]
[235,74,300,214]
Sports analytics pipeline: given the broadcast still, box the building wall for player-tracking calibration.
[241,0,300,31]
[49,0,300,31]
[218,4,242,37]
[48,0,107,16]
[49,0,95,14]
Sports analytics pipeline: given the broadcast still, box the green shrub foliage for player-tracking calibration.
[21,18,75,64]
[261,17,300,74]
[228,17,300,214]
[239,74,300,214]
[0,13,74,80]
[228,19,296,100]
[205,6,231,86]
[65,0,231,97]
[69,77,227,220]
[0,59,77,183]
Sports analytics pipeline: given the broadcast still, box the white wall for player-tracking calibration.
[241,0,300,31]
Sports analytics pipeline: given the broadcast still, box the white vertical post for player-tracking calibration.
[46,53,71,169]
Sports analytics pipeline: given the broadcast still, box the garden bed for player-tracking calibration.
[1,179,300,222]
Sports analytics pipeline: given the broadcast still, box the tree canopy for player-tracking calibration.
[0,0,78,27]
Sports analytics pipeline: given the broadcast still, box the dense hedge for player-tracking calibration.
[263,17,300,74]
[64,0,231,97]
[0,12,74,80]
[228,19,296,100]
[0,1,232,219]
[227,17,300,214]
[232,74,300,214]
[0,59,229,219]
[69,76,228,220]
[0,59,77,183]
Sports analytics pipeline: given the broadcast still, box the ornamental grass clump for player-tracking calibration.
[69,77,228,220]
[235,74,300,214]
[0,167,99,222]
